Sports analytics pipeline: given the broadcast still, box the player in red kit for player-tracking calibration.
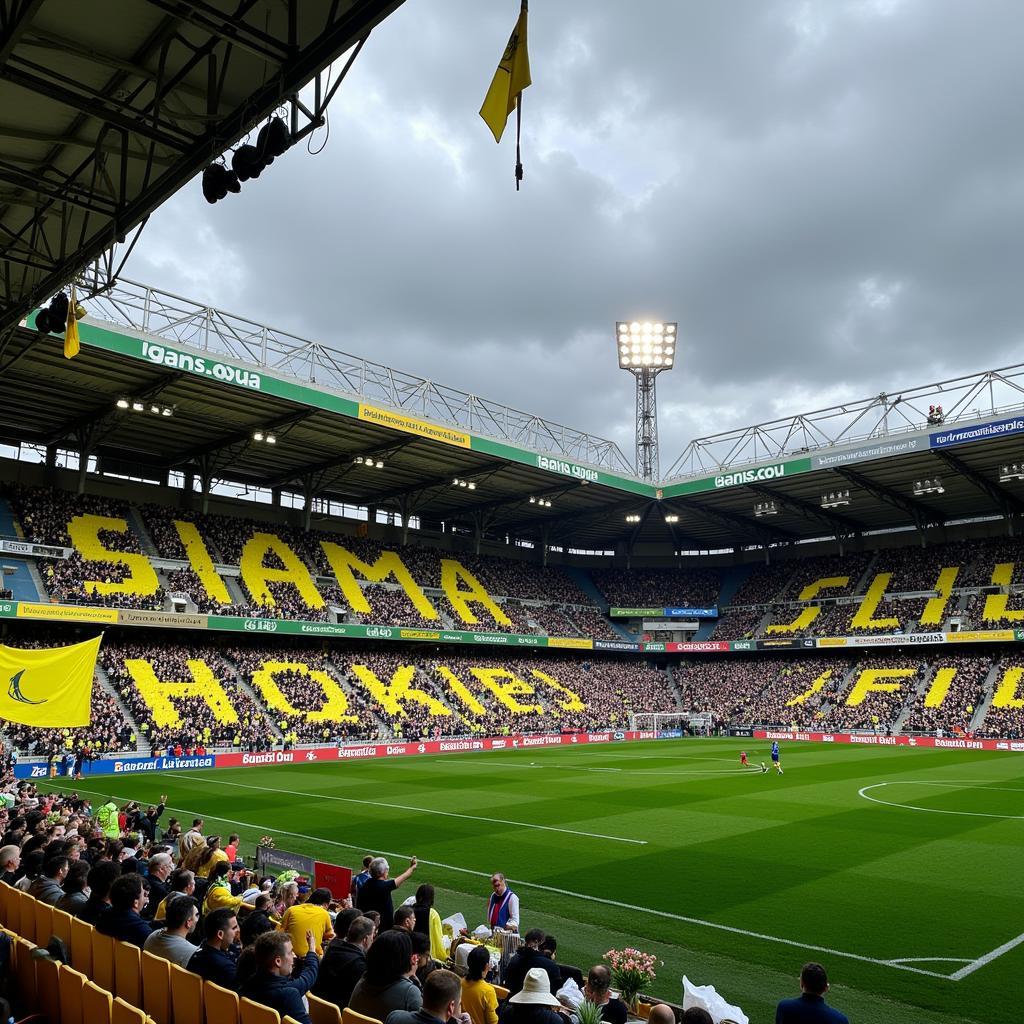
[740,751,748,767]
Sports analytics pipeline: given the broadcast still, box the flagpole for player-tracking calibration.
[515,0,527,190]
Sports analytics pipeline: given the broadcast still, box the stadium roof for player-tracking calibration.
[3,279,1024,553]
[0,0,406,335]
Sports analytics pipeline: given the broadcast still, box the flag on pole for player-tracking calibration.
[480,2,531,186]
[64,285,80,359]
[0,635,101,727]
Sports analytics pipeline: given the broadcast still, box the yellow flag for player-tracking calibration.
[480,4,531,143]
[64,286,80,359]
[0,635,101,727]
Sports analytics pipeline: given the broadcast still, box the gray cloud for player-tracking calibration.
[127,0,1024,473]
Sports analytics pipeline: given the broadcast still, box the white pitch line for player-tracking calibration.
[438,759,756,778]
[949,931,1024,980]
[172,772,647,845]
[47,781,959,980]
[859,783,1024,821]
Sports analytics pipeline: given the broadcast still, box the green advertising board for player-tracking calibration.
[609,607,662,618]
[660,457,813,498]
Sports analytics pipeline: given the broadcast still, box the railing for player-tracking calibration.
[88,280,637,476]
[665,365,1024,479]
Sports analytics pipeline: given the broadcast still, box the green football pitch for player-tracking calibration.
[47,739,1024,1024]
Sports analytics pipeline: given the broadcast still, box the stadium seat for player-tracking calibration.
[141,949,172,1024]
[12,936,37,1008]
[115,939,143,1006]
[70,915,94,975]
[33,898,54,946]
[241,996,283,1024]
[0,881,13,924]
[169,962,204,1024]
[93,929,116,991]
[203,979,241,1024]
[35,954,61,1023]
[113,995,151,1024]
[342,1008,384,1024]
[83,978,116,1024]
[309,994,343,1024]
[59,963,89,1024]
[52,906,74,945]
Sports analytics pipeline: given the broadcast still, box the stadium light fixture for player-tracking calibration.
[754,500,778,517]
[116,398,129,409]
[625,513,641,523]
[265,433,276,444]
[528,496,551,507]
[664,514,680,523]
[252,430,276,444]
[616,320,678,480]
[131,401,145,412]
[452,477,472,488]
[820,489,850,509]
[999,464,1024,482]
[912,477,944,496]
[253,430,264,441]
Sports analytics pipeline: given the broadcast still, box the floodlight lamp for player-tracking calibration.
[625,513,641,523]
[376,460,384,469]
[467,481,476,489]
[266,434,276,444]
[150,404,161,415]
[354,456,364,464]
[116,398,129,409]
[131,401,144,412]
[253,431,265,442]
[161,407,173,417]
[664,514,679,523]
[529,496,536,503]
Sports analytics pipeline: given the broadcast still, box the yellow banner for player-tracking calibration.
[17,602,118,624]
[358,404,470,448]
[0,635,101,726]
[399,629,442,641]
[547,637,594,650]
[946,629,1015,643]
[817,637,848,647]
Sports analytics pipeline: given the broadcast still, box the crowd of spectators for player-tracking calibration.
[901,654,989,734]
[822,653,925,731]
[590,567,720,608]
[974,656,1024,739]
[4,689,135,758]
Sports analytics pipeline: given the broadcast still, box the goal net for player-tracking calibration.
[630,712,712,735]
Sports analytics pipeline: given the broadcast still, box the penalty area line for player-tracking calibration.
[172,772,647,845]
[48,781,959,981]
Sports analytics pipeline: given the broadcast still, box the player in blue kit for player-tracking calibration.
[771,740,784,774]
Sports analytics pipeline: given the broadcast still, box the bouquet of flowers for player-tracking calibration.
[258,835,276,849]
[604,948,660,1010]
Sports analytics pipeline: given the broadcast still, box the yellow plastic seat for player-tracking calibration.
[52,906,74,945]
[10,889,28,939]
[170,962,204,1024]
[241,995,283,1024]
[141,949,172,1024]
[309,993,344,1024]
[59,963,89,1024]
[71,915,94,975]
[0,881,14,925]
[342,1008,384,1024]
[204,979,242,1024]
[12,936,38,1008]
[113,995,151,1024]
[83,978,115,1024]
[93,929,116,991]
[114,938,143,1006]
[493,985,510,1002]
[33,897,54,946]
[35,953,62,1023]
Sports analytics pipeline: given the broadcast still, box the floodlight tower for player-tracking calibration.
[616,320,677,480]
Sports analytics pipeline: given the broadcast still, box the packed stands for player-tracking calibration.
[590,567,720,608]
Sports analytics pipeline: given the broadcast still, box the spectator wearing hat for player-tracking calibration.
[279,886,335,957]
[500,968,566,1024]
[387,968,471,1024]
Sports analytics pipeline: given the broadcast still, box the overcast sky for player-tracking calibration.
[125,0,1024,476]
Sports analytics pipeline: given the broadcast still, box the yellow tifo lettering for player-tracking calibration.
[766,578,849,634]
[174,520,231,604]
[433,666,487,715]
[125,659,238,729]
[924,667,957,708]
[786,669,833,707]
[320,541,437,619]
[991,667,1024,709]
[66,513,160,597]
[845,668,915,706]
[529,670,585,710]
[239,532,324,608]
[349,663,450,718]
[920,567,960,626]
[850,573,900,631]
[440,558,511,626]
[982,564,1024,623]
[251,662,357,723]
[470,668,543,713]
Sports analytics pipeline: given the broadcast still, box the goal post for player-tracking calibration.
[630,712,712,735]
